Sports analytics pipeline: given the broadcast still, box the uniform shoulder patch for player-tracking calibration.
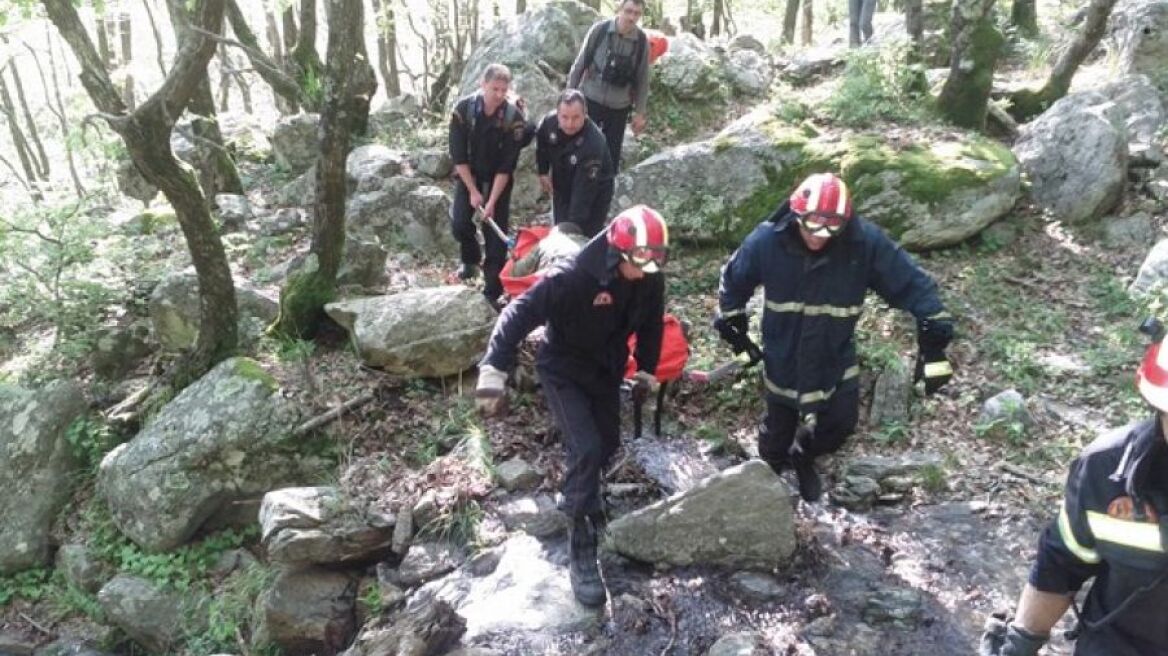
[584,160,601,180]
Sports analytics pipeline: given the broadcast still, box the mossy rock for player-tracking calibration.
[614,105,1021,249]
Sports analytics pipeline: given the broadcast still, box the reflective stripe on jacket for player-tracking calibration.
[718,202,945,413]
[1030,417,1168,655]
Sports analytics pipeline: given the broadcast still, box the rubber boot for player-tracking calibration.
[568,515,606,607]
[792,456,822,502]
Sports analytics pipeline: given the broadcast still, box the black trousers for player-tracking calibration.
[759,387,860,467]
[586,97,630,173]
[450,177,512,301]
[539,365,621,519]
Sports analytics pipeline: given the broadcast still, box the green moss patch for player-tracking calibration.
[231,357,278,392]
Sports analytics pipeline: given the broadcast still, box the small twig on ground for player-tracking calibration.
[999,461,1046,485]
[292,392,376,437]
[604,452,630,480]
[18,611,52,635]
[649,595,677,656]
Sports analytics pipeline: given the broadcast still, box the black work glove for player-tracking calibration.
[978,613,1048,656]
[915,317,954,395]
[714,314,763,363]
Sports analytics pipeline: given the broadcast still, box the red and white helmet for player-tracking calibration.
[789,173,853,237]
[607,205,669,273]
[1137,338,1168,411]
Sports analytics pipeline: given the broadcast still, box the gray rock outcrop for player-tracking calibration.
[325,287,497,376]
[149,271,279,351]
[0,380,85,573]
[253,567,358,656]
[605,460,797,569]
[260,487,396,566]
[99,358,317,551]
[271,113,321,174]
[97,575,186,654]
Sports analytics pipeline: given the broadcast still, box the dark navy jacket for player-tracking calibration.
[481,234,664,385]
[718,203,946,413]
[1030,416,1168,655]
[535,112,615,236]
[449,92,527,181]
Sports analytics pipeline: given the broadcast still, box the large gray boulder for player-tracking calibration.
[116,159,158,205]
[346,178,457,256]
[149,271,279,351]
[98,358,318,551]
[605,460,797,570]
[614,106,1020,248]
[253,567,358,656]
[270,113,321,174]
[325,287,497,377]
[1130,238,1168,297]
[347,144,407,195]
[1011,77,1166,224]
[0,380,86,574]
[456,1,599,120]
[340,599,465,656]
[655,33,728,99]
[725,48,773,97]
[1114,0,1168,98]
[260,487,395,566]
[97,575,186,654]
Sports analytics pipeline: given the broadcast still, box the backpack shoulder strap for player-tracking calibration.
[584,19,610,68]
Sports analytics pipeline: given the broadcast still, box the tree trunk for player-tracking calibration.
[0,66,42,200]
[1006,0,1119,121]
[1011,0,1038,35]
[271,0,377,337]
[43,0,238,389]
[516,0,525,14]
[217,44,232,109]
[905,0,924,42]
[291,0,325,103]
[1,41,51,181]
[782,0,800,44]
[27,37,85,196]
[142,0,168,76]
[936,0,1003,130]
[118,13,135,110]
[168,0,244,198]
[224,0,306,110]
[904,0,927,94]
[262,2,294,113]
[801,0,813,46]
[282,5,299,53]
[712,0,724,37]
[371,0,401,96]
[96,11,112,67]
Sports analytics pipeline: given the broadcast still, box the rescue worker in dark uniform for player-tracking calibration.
[535,89,616,239]
[475,205,669,607]
[449,63,531,306]
[567,0,650,171]
[715,173,953,502]
[980,330,1168,656]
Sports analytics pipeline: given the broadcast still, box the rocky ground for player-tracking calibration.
[1,0,1167,654]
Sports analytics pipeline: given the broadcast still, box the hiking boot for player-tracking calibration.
[457,263,479,281]
[568,515,606,607]
[792,457,822,502]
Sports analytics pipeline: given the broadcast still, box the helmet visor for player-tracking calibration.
[797,213,848,238]
[623,245,668,273]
